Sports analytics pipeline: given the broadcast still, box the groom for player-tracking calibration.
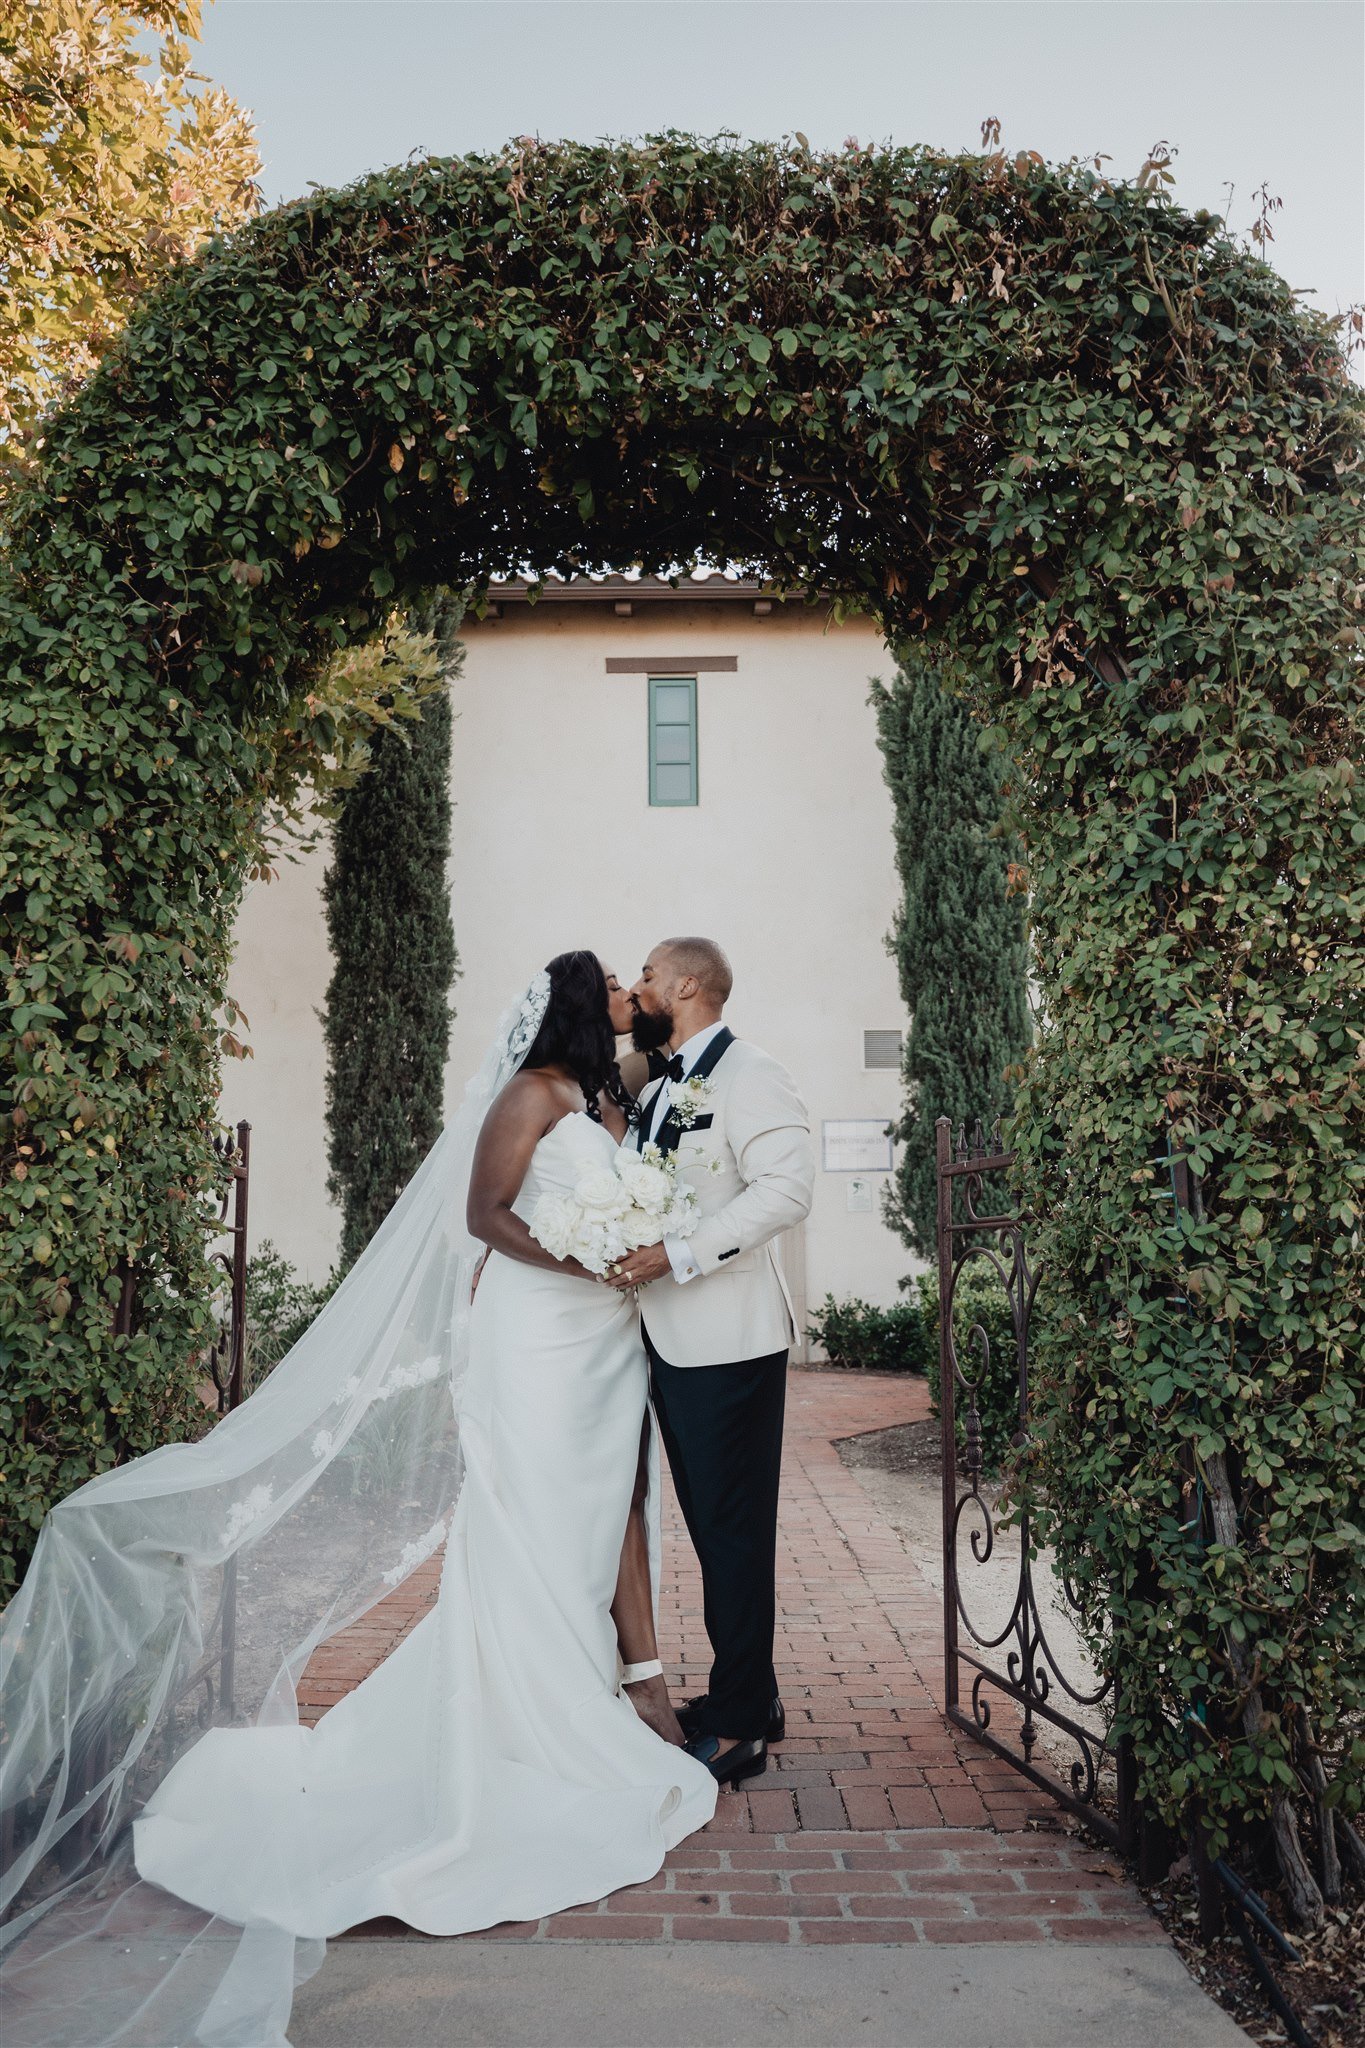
[608,938,815,1787]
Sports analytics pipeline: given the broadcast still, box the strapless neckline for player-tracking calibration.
[545,1110,621,1143]
[511,1109,627,1229]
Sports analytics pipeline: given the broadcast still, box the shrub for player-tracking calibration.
[807,1292,930,1374]
[322,591,461,1273]
[807,1272,1018,1477]
[871,657,1032,1261]
[240,1239,339,1395]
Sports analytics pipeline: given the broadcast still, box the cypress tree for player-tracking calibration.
[322,591,461,1271]
[871,657,1032,1261]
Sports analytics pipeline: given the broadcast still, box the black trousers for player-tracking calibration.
[644,1327,787,1741]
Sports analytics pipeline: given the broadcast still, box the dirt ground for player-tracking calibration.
[1146,1868,1364,2048]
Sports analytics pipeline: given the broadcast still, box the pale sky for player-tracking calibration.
[195,0,1363,327]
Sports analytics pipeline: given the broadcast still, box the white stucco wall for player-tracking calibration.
[219,596,920,1339]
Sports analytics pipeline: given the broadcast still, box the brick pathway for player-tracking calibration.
[303,1370,1164,1948]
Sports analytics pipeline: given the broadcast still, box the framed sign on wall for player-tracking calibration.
[821,1120,894,1173]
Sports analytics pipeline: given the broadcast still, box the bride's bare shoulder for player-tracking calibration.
[489,1067,561,1125]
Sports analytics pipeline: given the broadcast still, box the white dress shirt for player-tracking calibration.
[648,1022,726,1284]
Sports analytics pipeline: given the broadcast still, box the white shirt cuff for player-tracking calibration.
[663,1233,702,1284]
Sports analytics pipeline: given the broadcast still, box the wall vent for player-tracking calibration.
[863,1029,903,1071]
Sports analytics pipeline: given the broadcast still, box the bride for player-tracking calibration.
[0,953,716,2046]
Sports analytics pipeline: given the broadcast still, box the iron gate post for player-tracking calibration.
[226,1119,251,1412]
[218,1119,251,1721]
[935,1115,959,1718]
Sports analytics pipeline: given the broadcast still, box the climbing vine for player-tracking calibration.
[0,136,1360,1903]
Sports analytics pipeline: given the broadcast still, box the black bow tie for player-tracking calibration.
[663,1053,686,1084]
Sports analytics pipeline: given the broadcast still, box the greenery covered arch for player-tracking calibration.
[2,136,1361,1892]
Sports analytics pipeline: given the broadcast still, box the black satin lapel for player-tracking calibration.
[652,1028,735,1156]
[685,1026,736,1085]
[637,1077,666,1151]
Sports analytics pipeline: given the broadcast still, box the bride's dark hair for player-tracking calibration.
[522,950,638,1126]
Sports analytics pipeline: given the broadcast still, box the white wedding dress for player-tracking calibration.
[132,1108,717,1940]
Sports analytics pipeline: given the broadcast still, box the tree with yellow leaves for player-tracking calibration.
[0,0,262,499]
[0,0,458,849]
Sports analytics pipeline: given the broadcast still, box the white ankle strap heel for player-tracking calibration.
[620,1659,664,1685]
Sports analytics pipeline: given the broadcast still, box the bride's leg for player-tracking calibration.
[612,1412,685,1746]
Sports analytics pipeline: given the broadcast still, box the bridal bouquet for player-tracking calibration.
[528,1143,698,1277]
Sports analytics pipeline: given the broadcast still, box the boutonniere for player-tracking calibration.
[671,1074,715,1128]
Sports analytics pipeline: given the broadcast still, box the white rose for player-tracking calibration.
[529,1191,577,1261]
[576,1166,626,1214]
[621,1207,664,1251]
[618,1160,672,1212]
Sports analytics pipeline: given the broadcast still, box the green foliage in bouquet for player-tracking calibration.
[1,135,1361,1914]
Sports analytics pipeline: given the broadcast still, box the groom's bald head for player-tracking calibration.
[629,937,732,1052]
[657,936,733,1006]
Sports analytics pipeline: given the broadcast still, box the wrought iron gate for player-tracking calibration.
[936,1114,1135,1849]
[36,1122,256,1879]
[110,1121,252,1715]
[110,1118,251,1413]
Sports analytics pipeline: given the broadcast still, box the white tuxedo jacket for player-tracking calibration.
[634,1038,815,1369]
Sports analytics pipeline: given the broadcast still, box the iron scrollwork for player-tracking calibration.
[2,1123,255,1917]
[936,1115,1129,1848]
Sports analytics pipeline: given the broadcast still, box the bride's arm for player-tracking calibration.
[466,1075,598,1280]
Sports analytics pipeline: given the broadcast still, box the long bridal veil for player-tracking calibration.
[0,972,553,2047]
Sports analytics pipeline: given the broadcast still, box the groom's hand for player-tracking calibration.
[606,1242,673,1291]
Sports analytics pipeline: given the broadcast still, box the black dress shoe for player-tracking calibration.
[678,1693,785,1745]
[685,1734,768,1787]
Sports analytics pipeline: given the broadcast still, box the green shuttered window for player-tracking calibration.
[648,676,698,806]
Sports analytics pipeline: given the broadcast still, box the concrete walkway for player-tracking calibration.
[292,1371,1249,2044]
[293,1938,1251,2047]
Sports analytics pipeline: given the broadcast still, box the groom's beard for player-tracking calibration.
[630,1005,674,1054]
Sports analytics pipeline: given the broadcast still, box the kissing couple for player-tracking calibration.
[0,938,815,2044]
